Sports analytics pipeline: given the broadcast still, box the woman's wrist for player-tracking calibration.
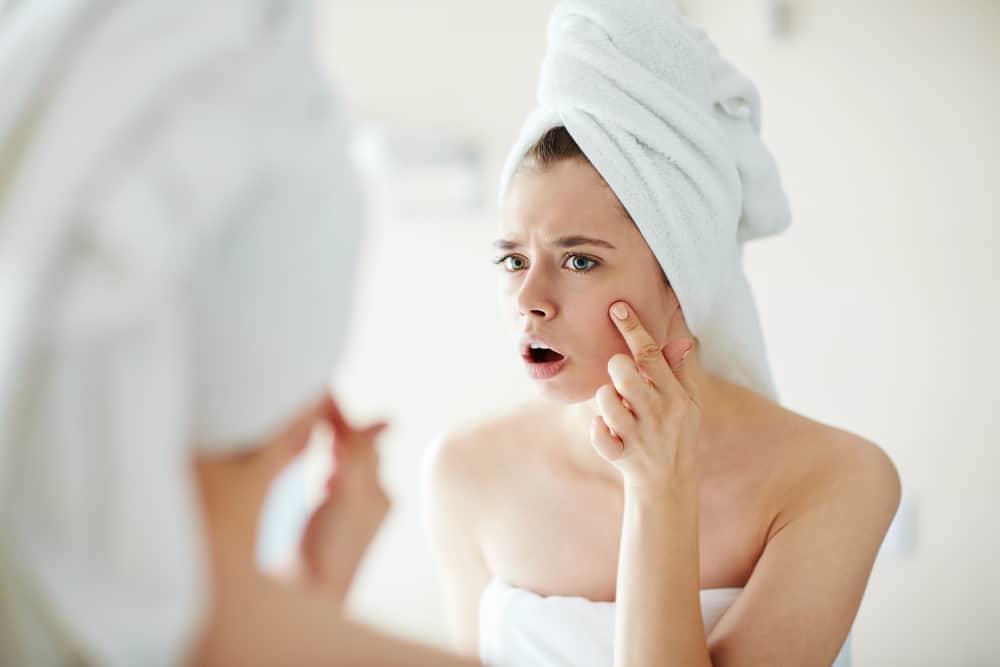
[622,464,698,505]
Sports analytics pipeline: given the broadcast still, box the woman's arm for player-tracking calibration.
[595,301,900,666]
[192,562,480,666]
[706,440,899,665]
[613,436,899,667]
[616,476,708,666]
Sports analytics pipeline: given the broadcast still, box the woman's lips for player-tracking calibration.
[523,355,568,380]
[521,347,568,380]
[518,334,568,380]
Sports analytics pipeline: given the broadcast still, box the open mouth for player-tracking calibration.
[525,344,566,364]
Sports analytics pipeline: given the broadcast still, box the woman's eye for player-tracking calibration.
[498,255,526,271]
[564,255,598,272]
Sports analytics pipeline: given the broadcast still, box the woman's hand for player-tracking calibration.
[591,301,701,492]
[595,302,711,667]
[297,394,390,605]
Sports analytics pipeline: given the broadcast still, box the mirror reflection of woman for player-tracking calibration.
[423,2,900,666]
[0,2,480,665]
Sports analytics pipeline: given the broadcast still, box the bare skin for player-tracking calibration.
[423,158,900,665]
[192,392,480,667]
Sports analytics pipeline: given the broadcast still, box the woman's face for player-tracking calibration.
[497,158,678,404]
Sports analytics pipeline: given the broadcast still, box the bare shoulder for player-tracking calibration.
[421,401,546,507]
[701,400,902,662]
[421,406,549,653]
[769,405,902,536]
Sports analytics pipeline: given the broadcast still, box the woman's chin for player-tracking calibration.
[532,374,602,405]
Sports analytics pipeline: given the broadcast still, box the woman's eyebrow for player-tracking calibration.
[494,239,520,251]
[493,235,617,251]
[553,235,616,250]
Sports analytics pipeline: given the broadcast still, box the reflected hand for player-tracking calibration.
[297,393,390,605]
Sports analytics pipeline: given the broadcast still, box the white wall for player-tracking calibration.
[318,1,1000,664]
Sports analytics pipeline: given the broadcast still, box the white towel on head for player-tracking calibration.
[500,0,791,400]
[0,1,363,664]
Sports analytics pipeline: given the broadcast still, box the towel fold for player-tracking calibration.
[500,0,791,399]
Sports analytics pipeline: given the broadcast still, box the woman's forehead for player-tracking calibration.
[499,161,634,243]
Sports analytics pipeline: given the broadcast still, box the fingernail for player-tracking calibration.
[611,302,629,320]
[682,344,694,361]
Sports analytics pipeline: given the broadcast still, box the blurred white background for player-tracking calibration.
[285,1,999,665]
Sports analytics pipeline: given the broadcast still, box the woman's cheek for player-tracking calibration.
[579,331,622,378]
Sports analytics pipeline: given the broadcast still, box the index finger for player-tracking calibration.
[609,301,673,388]
[319,392,353,436]
[319,393,391,456]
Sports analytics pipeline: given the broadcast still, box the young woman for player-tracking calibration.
[423,3,900,666]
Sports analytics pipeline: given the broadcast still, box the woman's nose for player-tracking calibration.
[515,266,557,320]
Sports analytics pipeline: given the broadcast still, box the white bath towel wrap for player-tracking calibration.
[501,0,792,400]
